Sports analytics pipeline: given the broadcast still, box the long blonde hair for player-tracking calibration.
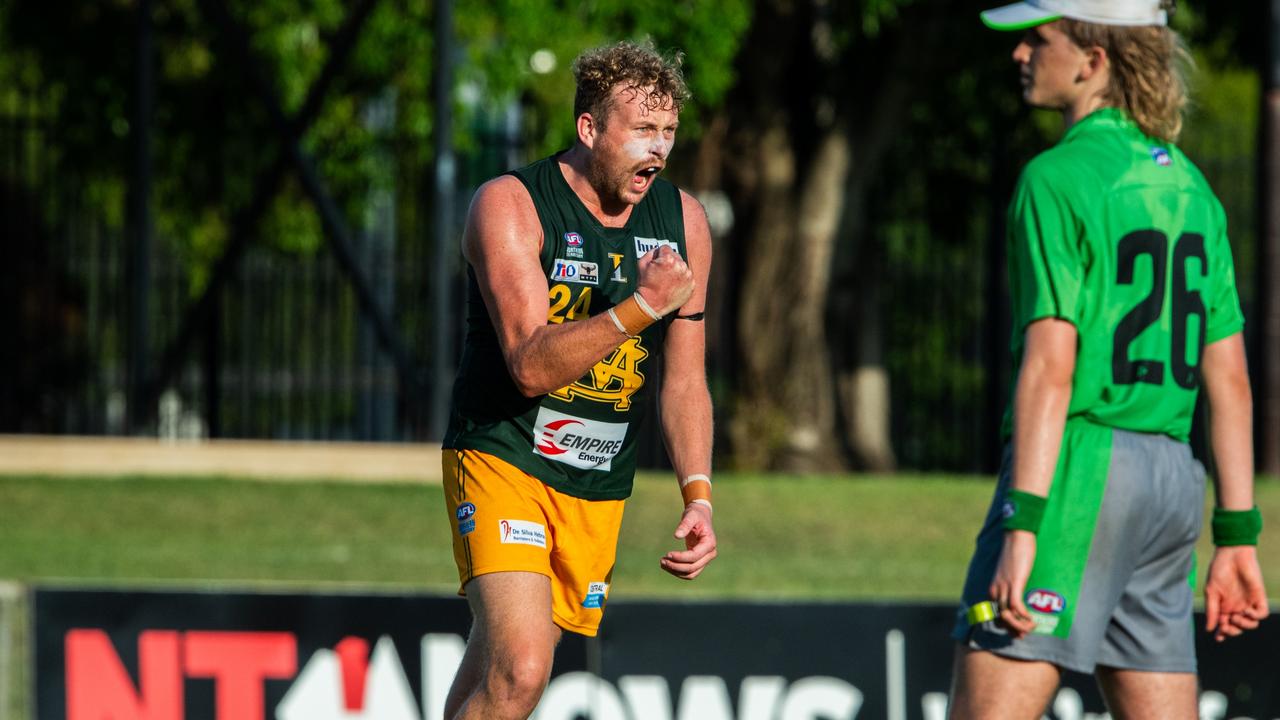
[1060,20,1193,143]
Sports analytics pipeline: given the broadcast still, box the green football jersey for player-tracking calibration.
[1003,108,1244,442]
[444,153,687,500]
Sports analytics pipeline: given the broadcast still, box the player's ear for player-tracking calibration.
[576,113,597,149]
[1078,45,1108,83]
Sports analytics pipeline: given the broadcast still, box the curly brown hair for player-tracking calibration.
[572,40,690,128]
[1060,20,1192,143]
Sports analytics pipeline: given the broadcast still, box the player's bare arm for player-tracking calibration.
[659,191,716,580]
[1200,332,1269,642]
[463,175,693,397]
[993,317,1077,637]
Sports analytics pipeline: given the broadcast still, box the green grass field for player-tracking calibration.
[1,471,1277,719]
[2,471,1277,601]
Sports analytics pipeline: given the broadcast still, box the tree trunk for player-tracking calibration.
[719,0,850,471]
[729,127,850,471]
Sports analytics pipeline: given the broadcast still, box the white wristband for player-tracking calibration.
[680,473,711,488]
[607,307,633,337]
[632,292,663,321]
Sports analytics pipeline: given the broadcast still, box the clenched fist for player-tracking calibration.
[636,245,694,316]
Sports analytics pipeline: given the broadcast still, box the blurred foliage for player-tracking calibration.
[0,0,1266,465]
[0,0,754,283]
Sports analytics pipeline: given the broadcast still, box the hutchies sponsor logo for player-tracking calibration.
[634,236,675,257]
[456,502,476,537]
[499,519,547,548]
[532,407,628,470]
[1026,589,1066,615]
[582,581,609,609]
[552,259,599,285]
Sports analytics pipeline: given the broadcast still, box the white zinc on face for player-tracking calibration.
[583,84,680,209]
[622,132,673,163]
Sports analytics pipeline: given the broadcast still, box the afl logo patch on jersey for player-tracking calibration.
[1026,589,1066,615]
[1149,147,1171,167]
[564,232,585,258]
[552,259,599,285]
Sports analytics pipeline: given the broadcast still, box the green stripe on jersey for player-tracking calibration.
[1024,419,1113,638]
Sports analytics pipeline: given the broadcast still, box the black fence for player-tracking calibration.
[0,95,1260,472]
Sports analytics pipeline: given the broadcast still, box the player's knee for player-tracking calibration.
[485,650,553,712]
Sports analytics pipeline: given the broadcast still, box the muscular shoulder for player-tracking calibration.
[678,188,710,236]
[464,174,542,261]
[472,174,537,218]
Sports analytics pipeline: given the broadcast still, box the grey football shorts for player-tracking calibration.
[952,422,1205,674]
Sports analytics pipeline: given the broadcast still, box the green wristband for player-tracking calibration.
[1001,489,1047,534]
[1212,506,1263,546]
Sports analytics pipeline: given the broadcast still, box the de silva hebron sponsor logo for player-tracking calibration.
[499,519,547,548]
[532,407,627,471]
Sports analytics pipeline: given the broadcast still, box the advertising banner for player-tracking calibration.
[32,588,1279,719]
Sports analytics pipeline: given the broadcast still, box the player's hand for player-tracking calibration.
[1205,545,1269,642]
[661,502,716,580]
[990,530,1037,638]
[636,245,694,316]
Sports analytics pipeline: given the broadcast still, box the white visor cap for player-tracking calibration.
[980,0,1167,30]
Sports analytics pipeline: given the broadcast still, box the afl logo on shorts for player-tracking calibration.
[456,502,476,521]
[1026,589,1066,615]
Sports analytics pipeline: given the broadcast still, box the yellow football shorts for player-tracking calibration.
[442,448,625,636]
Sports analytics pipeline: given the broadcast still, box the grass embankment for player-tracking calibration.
[0,472,1277,601]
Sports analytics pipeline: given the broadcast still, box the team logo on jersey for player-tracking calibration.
[1150,147,1172,167]
[608,253,627,283]
[582,581,609,609]
[552,259,599,285]
[550,337,649,411]
[498,519,547,548]
[564,232,585,258]
[634,236,675,257]
[532,407,629,470]
[1026,589,1066,615]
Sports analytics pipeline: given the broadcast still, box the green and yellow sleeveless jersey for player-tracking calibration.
[444,153,687,500]
[1003,108,1244,442]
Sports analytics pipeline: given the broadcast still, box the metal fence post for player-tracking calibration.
[429,0,457,440]
[0,581,26,720]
